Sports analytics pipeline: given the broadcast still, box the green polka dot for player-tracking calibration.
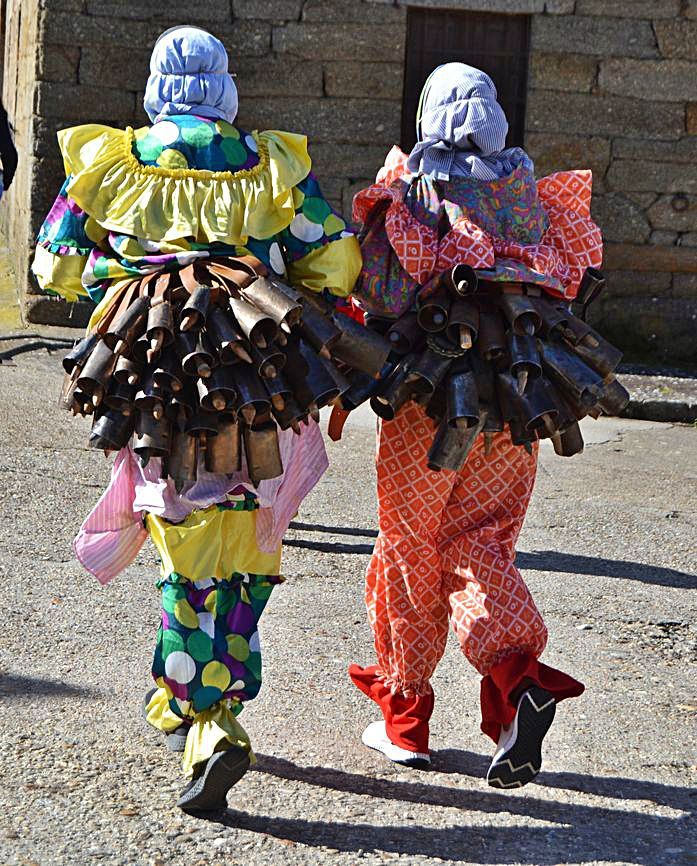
[302,196,332,225]
[216,121,240,139]
[249,581,273,601]
[220,137,248,166]
[192,685,223,713]
[174,598,199,629]
[181,123,215,148]
[245,652,262,680]
[157,148,189,169]
[217,588,238,616]
[226,634,250,662]
[162,586,186,614]
[187,630,214,662]
[162,630,185,657]
[323,213,346,236]
[136,135,164,162]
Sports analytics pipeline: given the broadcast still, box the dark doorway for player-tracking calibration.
[401,8,531,153]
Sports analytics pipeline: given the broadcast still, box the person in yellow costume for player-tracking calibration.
[32,25,361,812]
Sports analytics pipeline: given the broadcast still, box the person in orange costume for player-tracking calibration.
[349,63,597,788]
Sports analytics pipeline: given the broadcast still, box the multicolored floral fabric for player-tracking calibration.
[152,571,282,720]
[34,116,360,304]
[352,146,603,315]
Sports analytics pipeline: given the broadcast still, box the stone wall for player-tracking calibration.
[4,0,697,364]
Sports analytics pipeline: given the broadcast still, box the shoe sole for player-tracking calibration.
[361,723,431,770]
[177,748,250,812]
[486,687,556,789]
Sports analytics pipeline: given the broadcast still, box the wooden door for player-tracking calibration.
[402,7,531,153]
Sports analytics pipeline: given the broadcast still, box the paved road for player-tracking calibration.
[0,343,695,866]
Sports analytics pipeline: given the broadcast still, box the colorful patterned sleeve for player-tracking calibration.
[280,172,361,298]
[32,177,106,301]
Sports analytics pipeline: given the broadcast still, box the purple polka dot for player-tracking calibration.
[161,611,170,630]
[226,602,255,635]
[221,654,247,681]
[163,676,189,701]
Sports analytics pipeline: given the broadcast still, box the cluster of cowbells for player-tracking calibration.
[60,257,629,481]
[345,264,630,471]
[58,258,393,489]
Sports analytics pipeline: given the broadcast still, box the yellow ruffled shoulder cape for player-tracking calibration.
[58,124,312,245]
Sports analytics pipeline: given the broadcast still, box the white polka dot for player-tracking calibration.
[268,242,286,275]
[248,631,260,653]
[245,134,258,153]
[230,679,246,691]
[194,578,214,589]
[198,612,215,639]
[340,230,353,239]
[165,651,196,684]
[151,120,180,145]
[175,251,202,266]
[289,213,324,242]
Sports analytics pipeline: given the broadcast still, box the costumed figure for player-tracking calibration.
[343,64,628,788]
[33,27,389,811]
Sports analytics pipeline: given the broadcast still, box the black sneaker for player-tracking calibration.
[177,747,250,812]
[486,686,556,789]
[142,688,191,753]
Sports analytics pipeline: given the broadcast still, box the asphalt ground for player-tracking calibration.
[0,343,695,866]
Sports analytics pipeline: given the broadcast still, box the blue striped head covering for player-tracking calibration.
[406,63,516,181]
[143,26,238,124]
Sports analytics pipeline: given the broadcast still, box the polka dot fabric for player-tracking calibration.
[133,116,260,173]
[152,571,282,719]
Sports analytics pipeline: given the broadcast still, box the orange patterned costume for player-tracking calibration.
[350,404,582,754]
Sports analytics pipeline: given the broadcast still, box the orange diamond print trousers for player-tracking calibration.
[366,402,547,697]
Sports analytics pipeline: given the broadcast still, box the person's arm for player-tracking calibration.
[31,177,104,302]
[0,103,18,191]
[279,172,361,299]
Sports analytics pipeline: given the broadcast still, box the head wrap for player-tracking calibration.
[406,62,516,181]
[144,26,238,124]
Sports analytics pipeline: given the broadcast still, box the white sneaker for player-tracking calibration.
[486,686,556,789]
[361,720,431,769]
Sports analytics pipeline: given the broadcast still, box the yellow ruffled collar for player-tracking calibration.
[58,124,312,245]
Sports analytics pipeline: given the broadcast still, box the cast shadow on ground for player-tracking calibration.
[0,673,100,699]
[199,752,695,865]
[284,521,697,588]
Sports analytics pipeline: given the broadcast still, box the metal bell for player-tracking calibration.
[197,366,238,413]
[180,285,211,332]
[62,332,99,374]
[205,414,241,474]
[298,297,342,356]
[133,410,171,462]
[152,346,184,394]
[447,297,479,350]
[427,413,486,472]
[231,362,271,424]
[145,300,175,363]
[330,313,392,377]
[251,343,286,380]
[371,355,419,420]
[498,292,542,337]
[104,381,137,413]
[595,377,630,416]
[166,430,199,490]
[114,354,142,387]
[340,369,383,412]
[410,346,455,395]
[565,327,623,378]
[508,333,542,395]
[449,264,478,296]
[241,276,303,328]
[530,296,569,337]
[295,340,341,409]
[518,376,559,435]
[206,306,252,365]
[230,295,278,348]
[177,330,215,378]
[77,340,117,407]
[477,311,507,361]
[417,291,450,333]
[540,340,605,408]
[445,358,480,429]
[243,420,284,484]
[387,311,424,355]
[103,295,150,353]
[552,421,585,457]
[89,407,135,451]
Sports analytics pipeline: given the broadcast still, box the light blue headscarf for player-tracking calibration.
[143,26,238,124]
[406,63,519,182]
